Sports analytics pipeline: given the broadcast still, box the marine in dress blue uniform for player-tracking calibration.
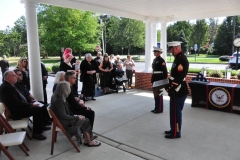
[160,41,189,139]
[151,47,168,113]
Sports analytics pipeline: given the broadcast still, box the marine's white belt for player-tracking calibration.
[153,71,163,74]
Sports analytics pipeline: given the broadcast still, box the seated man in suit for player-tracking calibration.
[13,68,51,125]
[65,71,95,130]
[0,70,49,140]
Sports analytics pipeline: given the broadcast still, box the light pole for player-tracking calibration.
[122,47,124,55]
[100,15,109,54]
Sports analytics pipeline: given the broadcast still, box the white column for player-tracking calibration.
[21,0,43,101]
[144,21,152,71]
[160,22,167,62]
[151,22,157,62]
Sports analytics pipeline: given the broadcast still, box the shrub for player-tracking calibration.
[219,55,230,61]
[208,69,224,78]
[52,62,60,73]
[188,68,201,73]
[121,58,126,62]
[46,66,52,72]
[131,56,140,61]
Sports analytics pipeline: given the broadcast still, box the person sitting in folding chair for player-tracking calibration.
[13,68,52,126]
[50,81,101,147]
[0,71,49,140]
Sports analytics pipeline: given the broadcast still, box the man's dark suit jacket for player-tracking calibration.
[0,59,9,74]
[66,86,87,111]
[0,81,31,120]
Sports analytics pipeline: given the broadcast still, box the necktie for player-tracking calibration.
[14,86,28,103]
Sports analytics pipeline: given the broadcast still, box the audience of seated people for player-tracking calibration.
[50,81,101,147]
[0,70,50,140]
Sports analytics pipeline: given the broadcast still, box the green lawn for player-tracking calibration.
[167,54,228,63]
[7,54,228,67]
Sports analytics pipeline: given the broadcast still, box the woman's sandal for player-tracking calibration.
[83,135,98,145]
[87,141,101,147]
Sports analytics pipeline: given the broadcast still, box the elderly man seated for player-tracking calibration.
[65,71,96,130]
[13,68,52,125]
[0,70,50,140]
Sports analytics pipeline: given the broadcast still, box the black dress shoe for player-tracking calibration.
[165,134,181,139]
[151,110,156,113]
[165,130,171,134]
[32,134,47,140]
[44,121,52,126]
[42,126,51,131]
[153,110,161,114]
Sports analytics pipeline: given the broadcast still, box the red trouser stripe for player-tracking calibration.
[231,84,237,112]
[159,95,162,111]
[173,100,177,137]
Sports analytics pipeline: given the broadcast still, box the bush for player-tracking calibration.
[219,55,230,61]
[208,69,224,78]
[46,66,52,72]
[52,62,60,73]
[131,56,140,61]
[121,58,126,62]
[188,68,201,73]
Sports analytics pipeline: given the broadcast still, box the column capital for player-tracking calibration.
[20,0,38,6]
[144,16,157,23]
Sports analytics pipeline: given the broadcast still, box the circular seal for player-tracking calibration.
[208,87,231,108]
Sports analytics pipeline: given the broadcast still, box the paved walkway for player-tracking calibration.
[1,89,240,160]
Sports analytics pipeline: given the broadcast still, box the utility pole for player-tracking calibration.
[232,16,236,54]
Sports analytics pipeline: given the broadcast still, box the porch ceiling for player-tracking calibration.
[36,0,240,22]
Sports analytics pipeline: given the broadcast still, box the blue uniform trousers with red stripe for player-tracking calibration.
[154,96,163,112]
[169,95,187,137]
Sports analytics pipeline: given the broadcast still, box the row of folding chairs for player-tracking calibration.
[0,103,29,160]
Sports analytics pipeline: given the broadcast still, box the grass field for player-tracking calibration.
[7,54,228,67]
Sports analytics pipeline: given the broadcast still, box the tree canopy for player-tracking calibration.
[214,16,240,55]
[37,4,101,57]
[107,16,145,54]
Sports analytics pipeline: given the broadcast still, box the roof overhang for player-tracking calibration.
[24,0,240,22]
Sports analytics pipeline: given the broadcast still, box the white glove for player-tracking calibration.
[159,88,165,96]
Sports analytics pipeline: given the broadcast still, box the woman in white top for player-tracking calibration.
[123,55,135,89]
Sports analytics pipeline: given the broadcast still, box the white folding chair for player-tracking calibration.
[0,113,29,160]
[0,103,32,140]
[47,106,80,155]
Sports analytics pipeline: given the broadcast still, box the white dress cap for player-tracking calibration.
[167,41,182,47]
[152,46,163,52]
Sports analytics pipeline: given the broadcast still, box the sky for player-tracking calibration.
[0,0,25,30]
[0,0,226,31]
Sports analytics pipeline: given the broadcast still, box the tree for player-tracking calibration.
[167,21,192,42]
[178,30,188,54]
[208,18,219,45]
[37,4,101,57]
[12,16,27,45]
[107,17,145,54]
[157,30,161,42]
[0,27,21,57]
[190,19,209,55]
[214,16,240,55]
